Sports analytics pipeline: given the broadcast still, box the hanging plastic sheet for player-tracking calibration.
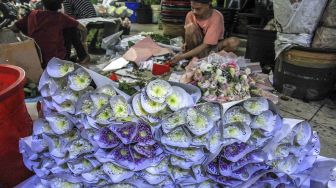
[273,0,327,34]
[273,0,328,58]
[101,30,123,50]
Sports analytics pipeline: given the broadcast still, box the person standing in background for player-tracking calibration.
[62,0,96,63]
[10,0,88,68]
[63,0,97,19]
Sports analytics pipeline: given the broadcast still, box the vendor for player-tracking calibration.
[10,0,88,68]
[170,0,240,64]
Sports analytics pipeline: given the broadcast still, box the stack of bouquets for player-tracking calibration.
[203,97,320,187]
[193,53,251,103]
[20,58,320,187]
[19,58,198,187]
[154,102,224,187]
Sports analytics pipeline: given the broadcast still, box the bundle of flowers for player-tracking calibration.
[185,53,251,103]
[204,98,320,187]
[20,58,320,187]
[131,79,196,125]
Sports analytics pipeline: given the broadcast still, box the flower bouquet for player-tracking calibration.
[187,53,251,103]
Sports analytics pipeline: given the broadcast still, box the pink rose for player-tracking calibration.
[193,70,203,81]
[203,95,217,102]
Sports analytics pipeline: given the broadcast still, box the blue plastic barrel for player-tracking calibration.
[125,2,140,23]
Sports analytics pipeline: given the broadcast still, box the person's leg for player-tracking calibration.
[185,23,219,58]
[217,37,240,52]
[63,28,72,60]
[184,23,204,53]
[72,28,89,62]
[63,27,89,63]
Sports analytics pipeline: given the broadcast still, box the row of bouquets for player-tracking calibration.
[20,58,321,187]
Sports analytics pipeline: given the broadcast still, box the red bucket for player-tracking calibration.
[152,63,171,75]
[0,64,33,187]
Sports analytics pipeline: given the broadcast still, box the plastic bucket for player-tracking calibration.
[151,5,161,24]
[125,2,140,23]
[245,25,276,73]
[0,64,33,187]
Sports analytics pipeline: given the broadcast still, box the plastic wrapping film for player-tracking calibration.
[102,0,113,7]
[310,156,336,188]
[274,32,311,58]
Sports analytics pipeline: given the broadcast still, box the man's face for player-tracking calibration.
[191,1,210,19]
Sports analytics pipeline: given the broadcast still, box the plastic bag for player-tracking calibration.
[274,32,311,58]
[320,0,336,27]
[273,0,328,34]
[312,27,336,49]
[101,30,123,50]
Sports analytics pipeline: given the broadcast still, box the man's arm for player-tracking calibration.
[171,43,210,64]
[9,14,28,34]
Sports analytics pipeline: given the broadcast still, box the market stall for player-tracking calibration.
[12,48,336,187]
[0,0,335,187]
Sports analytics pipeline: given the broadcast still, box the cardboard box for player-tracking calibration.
[0,29,43,83]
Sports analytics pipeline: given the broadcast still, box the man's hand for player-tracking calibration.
[170,43,210,65]
[170,54,185,65]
